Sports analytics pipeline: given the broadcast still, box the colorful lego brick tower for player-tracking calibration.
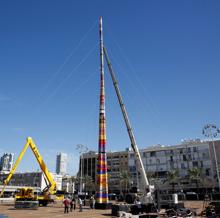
[96,17,109,205]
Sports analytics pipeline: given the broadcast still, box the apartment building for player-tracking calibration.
[62,175,76,194]
[129,139,220,191]
[80,139,220,193]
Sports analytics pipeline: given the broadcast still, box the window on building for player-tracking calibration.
[192,161,198,167]
[206,169,210,176]
[156,159,160,164]
[193,147,197,152]
[203,152,209,159]
[181,163,185,169]
[200,161,203,167]
[130,154,134,158]
[188,154,192,160]
[170,156,173,162]
[183,155,187,161]
[170,162,174,169]
[150,151,156,157]
[157,171,167,178]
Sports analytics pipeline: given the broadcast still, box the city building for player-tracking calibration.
[56,153,68,175]
[107,150,129,193]
[79,150,129,194]
[79,139,220,193]
[62,175,76,194]
[129,139,220,192]
[0,171,63,196]
[0,153,14,174]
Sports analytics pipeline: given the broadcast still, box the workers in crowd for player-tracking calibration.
[63,195,97,213]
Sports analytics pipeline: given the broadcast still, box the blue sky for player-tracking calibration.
[0,1,219,175]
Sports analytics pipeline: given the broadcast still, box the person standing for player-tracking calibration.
[90,195,95,209]
[70,198,73,212]
[72,197,76,210]
[63,197,70,213]
[78,197,83,212]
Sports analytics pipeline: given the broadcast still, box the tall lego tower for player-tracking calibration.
[96,17,109,206]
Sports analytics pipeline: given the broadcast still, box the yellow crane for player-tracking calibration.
[0,137,63,208]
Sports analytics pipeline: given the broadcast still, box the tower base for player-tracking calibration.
[95,202,112,209]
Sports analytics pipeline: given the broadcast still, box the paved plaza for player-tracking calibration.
[0,200,204,218]
[0,202,112,218]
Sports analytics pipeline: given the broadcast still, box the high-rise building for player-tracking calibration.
[0,153,14,174]
[56,153,68,175]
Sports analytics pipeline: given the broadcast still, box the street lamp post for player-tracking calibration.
[203,124,220,191]
[76,144,88,194]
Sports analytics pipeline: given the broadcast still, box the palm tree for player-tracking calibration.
[146,171,156,184]
[83,175,95,195]
[188,168,202,194]
[119,170,131,194]
[107,173,115,193]
[164,170,179,193]
[72,175,80,193]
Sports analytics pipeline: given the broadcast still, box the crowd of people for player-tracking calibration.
[63,195,96,213]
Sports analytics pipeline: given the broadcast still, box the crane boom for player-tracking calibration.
[26,137,57,193]
[0,140,30,197]
[103,47,149,190]
[0,137,56,197]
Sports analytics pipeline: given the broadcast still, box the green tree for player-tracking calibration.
[188,168,202,194]
[164,170,179,193]
[83,175,95,195]
[119,170,131,193]
[146,171,158,185]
